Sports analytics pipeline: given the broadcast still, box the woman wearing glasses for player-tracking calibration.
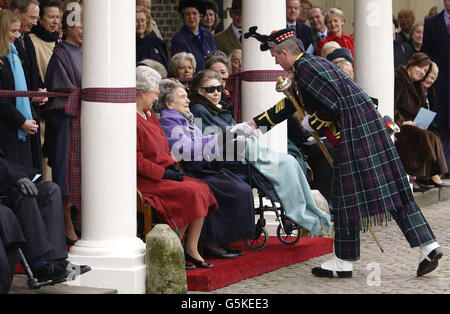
[189,70,332,238]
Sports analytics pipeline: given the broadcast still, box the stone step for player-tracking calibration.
[9,275,117,294]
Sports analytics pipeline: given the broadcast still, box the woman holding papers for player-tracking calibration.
[394,53,449,191]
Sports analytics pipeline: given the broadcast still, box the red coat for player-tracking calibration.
[317,32,354,57]
[137,112,218,229]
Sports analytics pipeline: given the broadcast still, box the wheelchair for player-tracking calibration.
[224,161,303,250]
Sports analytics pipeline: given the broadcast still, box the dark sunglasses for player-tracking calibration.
[201,85,223,93]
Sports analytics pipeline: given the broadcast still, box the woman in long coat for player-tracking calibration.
[394,53,448,191]
[157,79,255,258]
[44,10,84,244]
[0,10,39,169]
[136,66,218,269]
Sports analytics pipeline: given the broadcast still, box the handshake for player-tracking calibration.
[229,121,257,137]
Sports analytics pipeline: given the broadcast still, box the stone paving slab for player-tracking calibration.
[196,199,450,294]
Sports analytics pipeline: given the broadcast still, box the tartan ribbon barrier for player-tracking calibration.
[0,87,136,211]
[225,70,288,123]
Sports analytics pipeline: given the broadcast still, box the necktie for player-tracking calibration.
[448,17,450,35]
[20,34,25,50]
[238,30,242,42]
[320,34,326,40]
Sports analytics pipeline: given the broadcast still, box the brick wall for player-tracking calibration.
[152,0,183,49]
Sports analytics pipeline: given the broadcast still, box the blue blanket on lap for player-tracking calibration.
[244,136,332,237]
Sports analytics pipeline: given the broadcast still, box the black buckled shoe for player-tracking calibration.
[311,266,352,278]
[202,247,238,259]
[417,247,443,277]
[185,252,214,268]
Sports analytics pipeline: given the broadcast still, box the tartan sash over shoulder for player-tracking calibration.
[294,54,416,228]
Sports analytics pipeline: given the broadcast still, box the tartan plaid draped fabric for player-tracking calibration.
[293,54,415,227]
[0,87,136,211]
[225,70,288,123]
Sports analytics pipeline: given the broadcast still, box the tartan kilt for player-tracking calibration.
[294,54,416,227]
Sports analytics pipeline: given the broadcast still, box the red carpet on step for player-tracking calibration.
[187,236,333,292]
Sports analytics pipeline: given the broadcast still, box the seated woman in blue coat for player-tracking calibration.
[171,0,218,73]
[189,70,332,238]
[156,78,255,259]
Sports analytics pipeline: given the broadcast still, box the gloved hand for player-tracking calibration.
[162,169,184,181]
[15,177,38,197]
[301,114,314,133]
[168,163,182,173]
[229,122,256,137]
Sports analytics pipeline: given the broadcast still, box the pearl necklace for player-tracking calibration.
[137,111,147,120]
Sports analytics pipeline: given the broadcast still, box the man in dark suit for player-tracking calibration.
[307,6,328,55]
[10,0,48,175]
[286,0,313,53]
[0,149,90,289]
[397,9,415,44]
[422,0,450,178]
[10,0,45,93]
[0,203,26,294]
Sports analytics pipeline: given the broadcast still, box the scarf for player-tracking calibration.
[190,94,223,115]
[6,44,32,141]
[30,23,59,43]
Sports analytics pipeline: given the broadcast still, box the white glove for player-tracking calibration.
[232,135,246,160]
[301,114,314,133]
[229,122,255,137]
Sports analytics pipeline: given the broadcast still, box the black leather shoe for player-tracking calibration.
[417,247,443,277]
[185,262,196,270]
[34,262,68,283]
[222,246,245,256]
[203,247,239,259]
[185,253,214,268]
[311,266,352,278]
[413,185,430,193]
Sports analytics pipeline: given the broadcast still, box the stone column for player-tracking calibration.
[68,0,146,294]
[354,0,394,117]
[241,0,287,154]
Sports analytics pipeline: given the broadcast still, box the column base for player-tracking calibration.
[67,237,146,294]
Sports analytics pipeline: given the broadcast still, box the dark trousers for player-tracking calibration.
[5,181,67,262]
[333,204,436,261]
[0,204,26,294]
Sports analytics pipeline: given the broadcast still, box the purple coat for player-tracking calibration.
[158,108,218,161]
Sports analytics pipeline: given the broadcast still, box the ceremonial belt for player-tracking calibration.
[0,87,136,211]
[225,70,288,123]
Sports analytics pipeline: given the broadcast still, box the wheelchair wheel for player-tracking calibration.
[277,224,301,245]
[245,226,269,250]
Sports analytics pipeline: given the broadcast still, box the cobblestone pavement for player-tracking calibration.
[197,199,450,294]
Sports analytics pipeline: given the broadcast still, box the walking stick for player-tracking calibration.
[276,76,385,253]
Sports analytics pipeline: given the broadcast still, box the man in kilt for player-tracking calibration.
[231,27,442,278]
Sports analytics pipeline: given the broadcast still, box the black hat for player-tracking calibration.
[255,28,304,52]
[230,0,242,11]
[178,0,206,15]
[326,48,353,63]
[204,0,218,12]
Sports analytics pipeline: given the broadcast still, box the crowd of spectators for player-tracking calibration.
[0,0,449,292]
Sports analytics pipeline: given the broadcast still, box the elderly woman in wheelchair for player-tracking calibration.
[156,78,255,258]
